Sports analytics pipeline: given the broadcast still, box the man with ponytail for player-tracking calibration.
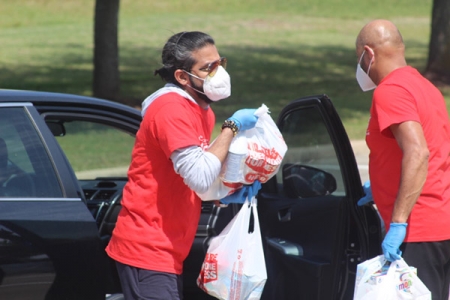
[106,31,260,299]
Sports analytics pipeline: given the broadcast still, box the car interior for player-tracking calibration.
[0,108,62,198]
[0,136,39,197]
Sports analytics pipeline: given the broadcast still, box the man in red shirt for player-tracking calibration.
[355,19,450,299]
[106,31,261,299]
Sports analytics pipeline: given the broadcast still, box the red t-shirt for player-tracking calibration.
[366,66,450,242]
[106,92,215,274]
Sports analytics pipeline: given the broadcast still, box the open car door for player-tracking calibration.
[258,95,382,300]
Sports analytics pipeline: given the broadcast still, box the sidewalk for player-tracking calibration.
[350,140,369,183]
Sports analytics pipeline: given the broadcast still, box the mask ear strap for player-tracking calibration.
[358,50,366,64]
[365,47,374,74]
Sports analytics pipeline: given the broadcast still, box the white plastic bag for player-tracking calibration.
[221,104,287,185]
[197,104,287,200]
[353,255,431,300]
[197,196,267,299]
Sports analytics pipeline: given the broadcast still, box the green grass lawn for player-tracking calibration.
[54,121,135,173]
[0,0,440,143]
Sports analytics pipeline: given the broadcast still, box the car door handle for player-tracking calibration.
[278,208,291,222]
[267,238,304,256]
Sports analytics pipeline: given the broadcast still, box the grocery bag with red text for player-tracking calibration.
[353,255,431,300]
[220,103,287,185]
[197,196,267,299]
[197,104,287,200]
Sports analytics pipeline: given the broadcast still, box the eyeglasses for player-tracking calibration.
[199,57,227,77]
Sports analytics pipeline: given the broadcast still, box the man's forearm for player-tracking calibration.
[391,148,428,223]
[390,121,429,224]
[207,127,234,163]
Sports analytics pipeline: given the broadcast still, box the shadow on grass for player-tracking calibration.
[0,40,429,135]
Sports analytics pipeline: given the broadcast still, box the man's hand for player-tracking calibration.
[220,181,261,204]
[357,180,373,206]
[228,109,258,131]
[382,223,407,261]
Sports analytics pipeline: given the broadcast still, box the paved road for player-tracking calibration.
[351,140,369,183]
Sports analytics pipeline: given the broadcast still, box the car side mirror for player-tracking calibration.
[282,163,337,198]
[46,121,66,137]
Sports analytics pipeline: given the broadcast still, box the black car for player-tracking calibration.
[0,89,382,300]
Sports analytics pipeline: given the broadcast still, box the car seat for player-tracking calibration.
[0,137,36,197]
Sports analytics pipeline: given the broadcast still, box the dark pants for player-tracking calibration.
[115,262,183,300]
[401,239,450,300]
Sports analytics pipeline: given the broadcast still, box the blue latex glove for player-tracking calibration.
[228,108,259,131]
[382,223,407,261]
[220,181,262,204]
[357,180,373,206]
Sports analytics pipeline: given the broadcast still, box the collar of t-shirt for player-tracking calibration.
[141,83,199,116]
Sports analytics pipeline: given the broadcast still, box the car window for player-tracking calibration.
[277,105,345,197]
[0,107,62,198]
[54,120,134,180]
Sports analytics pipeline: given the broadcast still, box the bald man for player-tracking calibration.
[356,19,450,299]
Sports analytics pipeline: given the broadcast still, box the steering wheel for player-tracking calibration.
[3,173,36,197]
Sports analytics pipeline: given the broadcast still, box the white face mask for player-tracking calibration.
[185,66,231,101]
[356,51,377,92]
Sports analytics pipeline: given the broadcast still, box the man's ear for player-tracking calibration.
[364,45,375,59]
[174,69,189,86]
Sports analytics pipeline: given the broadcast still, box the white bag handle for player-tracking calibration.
[358,255,387,286]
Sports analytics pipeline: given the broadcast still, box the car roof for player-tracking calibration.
[0,89,142,120]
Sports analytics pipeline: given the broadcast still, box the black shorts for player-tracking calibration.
[401,239,450,300]
[115,262,183,300]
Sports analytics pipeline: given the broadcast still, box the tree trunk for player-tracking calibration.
[93,0,120,101]
[423,0,450,86]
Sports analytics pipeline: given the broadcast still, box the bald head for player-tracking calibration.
[356,19,404,54]
[355,19,407,84]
